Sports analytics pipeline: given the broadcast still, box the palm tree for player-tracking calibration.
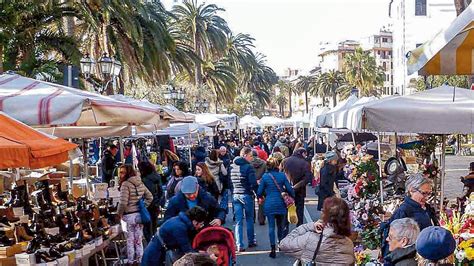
[313,70,347,107]
[343,47,384,97]
[241,53,278,106]
[172,0,230,86]
[201,60,238,112]
[1,1,81,79]
[77,0,182,91]
[277,80,298,117]
[295,75,316,114]
[275,92,288,117]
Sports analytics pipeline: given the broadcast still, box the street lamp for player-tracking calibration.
[195,99,209,113]
[164,85,185,109]
[79,52,122,94]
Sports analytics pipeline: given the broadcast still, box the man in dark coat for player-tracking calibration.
[163,176,225,226]
[142,207,207,265]
[251,149,267,225]
[282,148,313,226]
[100,144,118,185]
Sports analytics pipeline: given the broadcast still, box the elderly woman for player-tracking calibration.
[280,197,355,265]
[382,173,439,258]
[384,218,420,266]
[317,151,338,211]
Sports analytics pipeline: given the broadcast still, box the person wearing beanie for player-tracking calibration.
[163,176,225,226]
[416,226,456,265]
[317,151,338,211]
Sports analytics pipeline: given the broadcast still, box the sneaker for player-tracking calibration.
[248,243,257,248]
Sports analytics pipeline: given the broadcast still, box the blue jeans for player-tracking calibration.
[220,189,230,214]
[233,194,255,249]
[267,214,288,245]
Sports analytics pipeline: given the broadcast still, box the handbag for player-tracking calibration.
[294,229,324,266]
[133,183,151,224]
[268,173,295,208]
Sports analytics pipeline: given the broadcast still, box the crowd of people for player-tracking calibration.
[101,129,465,265]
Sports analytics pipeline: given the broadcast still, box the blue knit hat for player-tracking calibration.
[416,226,456,261]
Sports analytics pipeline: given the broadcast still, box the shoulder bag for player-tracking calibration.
[294,229,324,266]
[268,173,295,207]
[133,183,151,224]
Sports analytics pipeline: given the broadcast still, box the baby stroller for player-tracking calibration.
[192,227,236,266]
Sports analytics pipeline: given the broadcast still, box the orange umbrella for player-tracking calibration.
[0,112,77,169]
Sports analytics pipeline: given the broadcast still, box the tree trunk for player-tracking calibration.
[0,44,3,74]
[288,91,292,117]
[304,88,309,114]
[194,33,203,86]
[332,93,337,107]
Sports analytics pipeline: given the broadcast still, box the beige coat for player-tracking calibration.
[118,176,153,216]
[280,223,355,266]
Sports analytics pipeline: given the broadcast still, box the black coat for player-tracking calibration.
[100,150,116,183]
[384,245,417,266]
[282,150,313,198]
[318,163,336,210]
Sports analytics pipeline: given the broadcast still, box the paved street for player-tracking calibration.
[229,155,471,265]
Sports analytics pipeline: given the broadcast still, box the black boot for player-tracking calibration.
[269,245,276,258]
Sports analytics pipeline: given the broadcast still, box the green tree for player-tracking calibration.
[343,47,384,97]
[295,75,316,113]
[277,80,299,117]
[172,0,230,86]
[1,1,81,79]
[415,75,469,91]
[241,53,278,106]
[313,70,347,107]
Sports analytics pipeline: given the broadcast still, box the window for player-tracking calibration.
[415,0,427,16]
[382,38,388,43]
[383,62,387,70]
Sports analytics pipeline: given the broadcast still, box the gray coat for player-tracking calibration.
[280,223,355,265]
[384,245,417,266]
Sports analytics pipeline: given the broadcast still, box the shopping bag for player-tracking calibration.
[287,204,298,224]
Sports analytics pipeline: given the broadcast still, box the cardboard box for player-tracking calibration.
[15,253,36,265]
[72,183,87,198]
[0,244,23,258]
[92,183,108,199]
[44,227,60,235]
[55,256,68,265]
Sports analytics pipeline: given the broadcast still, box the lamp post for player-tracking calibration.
[79,53,122,94]
[164,85,185,109]
[195,99,209,113]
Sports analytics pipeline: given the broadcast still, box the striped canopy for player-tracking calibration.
[407,3,474,75]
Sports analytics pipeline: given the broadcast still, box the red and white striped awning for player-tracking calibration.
[0,74,163,128]
[407,3,474,75]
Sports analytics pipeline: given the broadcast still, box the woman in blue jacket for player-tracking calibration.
[257,157,295,258]
[141,207,207,265]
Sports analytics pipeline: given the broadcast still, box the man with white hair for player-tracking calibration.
[384,218,419,265]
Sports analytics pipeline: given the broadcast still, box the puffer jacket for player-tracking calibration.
[118,176,153,216]
[205,157,227,192]
[251,157,267,181]
[257,171,295,216]
[280,223,355,265]
[230,157,257,195]
[384,244,417,266]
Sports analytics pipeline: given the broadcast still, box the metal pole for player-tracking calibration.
[377,132,384,204]
[351,130,356,147]
[440,135,446,212]
[68,138,73,193]
[118,136,124,163]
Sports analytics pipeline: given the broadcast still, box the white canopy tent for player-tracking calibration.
[195,114,225,127]
[363,85,474,134]
[330,96,379,130]
[140,123,213,138]
[213,113,238,130]
[239,115,262,129]
[260,116,284,127]
[0,74,166,137]
[315,95,358,128]
[285,114,310,127]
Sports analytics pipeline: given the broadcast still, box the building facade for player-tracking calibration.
[360,29,394,96]
[317,40,360,73]
[390,0,456,95]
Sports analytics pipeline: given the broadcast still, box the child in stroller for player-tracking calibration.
[192,227,236,266]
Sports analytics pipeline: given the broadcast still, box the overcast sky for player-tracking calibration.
[162,0,391,75]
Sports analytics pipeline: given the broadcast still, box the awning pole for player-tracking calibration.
[377,132,384,205]
[119,136,124,163]
[69,138,73,193]
[351,130,356,147]
[440,135,446,212]
[326,132,330,152]
[188,126,193,172]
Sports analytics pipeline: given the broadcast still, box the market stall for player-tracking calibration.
[239,115,262,129]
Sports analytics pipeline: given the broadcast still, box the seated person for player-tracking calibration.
[142,207,207,265]
[163,176,225,226]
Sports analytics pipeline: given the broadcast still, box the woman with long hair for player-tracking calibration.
[195,162,220,200]
[280,196,355,264]
[117,164,153,264]
[166,161,190,200]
